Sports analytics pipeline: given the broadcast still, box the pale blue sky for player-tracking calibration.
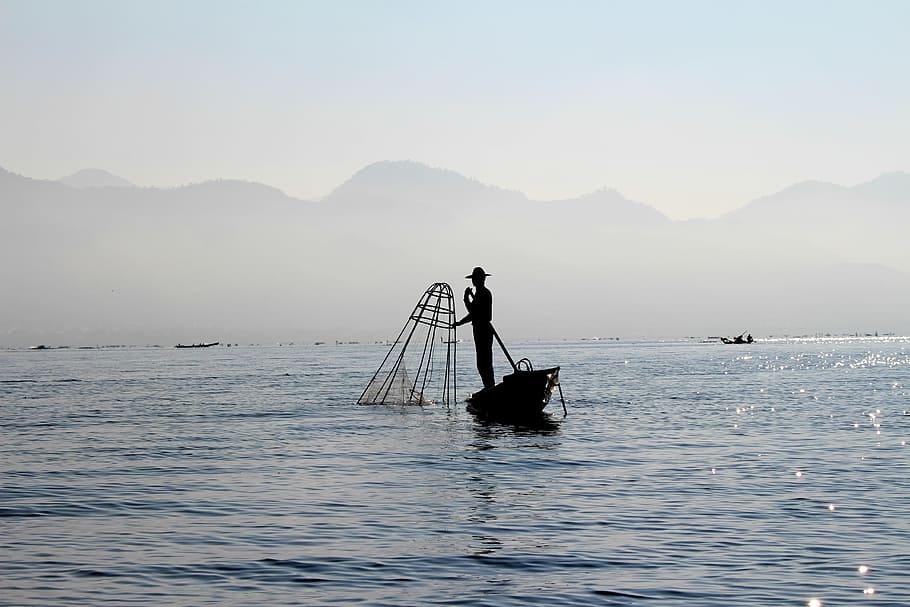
[2,0,908,218]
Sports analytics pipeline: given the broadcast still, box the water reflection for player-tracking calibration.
[466,474,503,556]
[470,412,563,439]
[463,414,563,562]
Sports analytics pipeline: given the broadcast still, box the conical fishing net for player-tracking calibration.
[357,282,457,406]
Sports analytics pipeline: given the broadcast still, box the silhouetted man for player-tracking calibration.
[454,266,495,390]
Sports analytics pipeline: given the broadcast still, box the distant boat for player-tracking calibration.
[175,342,220,348]
[720,334,754,345]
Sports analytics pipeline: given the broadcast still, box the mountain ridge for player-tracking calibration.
[720,170,909,225]
[1,160,908,345]
[59,168,135,189]
[3,162,907,220]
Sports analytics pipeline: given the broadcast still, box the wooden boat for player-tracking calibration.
[175,341,220,348]
[466,366,562,419]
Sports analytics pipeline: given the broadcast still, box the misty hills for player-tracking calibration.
[6,160,906,228]
[721,172,910,226]
[1,161,908,345]
[323,160,908,227]
[59,168,135,189]
[321,160,671,228]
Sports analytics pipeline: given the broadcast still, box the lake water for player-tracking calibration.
[2,339,909,606]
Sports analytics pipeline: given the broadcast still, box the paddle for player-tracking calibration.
[490,324,519,373]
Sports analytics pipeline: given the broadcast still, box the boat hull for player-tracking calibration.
[466,367,560,419]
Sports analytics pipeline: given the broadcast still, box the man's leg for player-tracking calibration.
[475,329,495,389]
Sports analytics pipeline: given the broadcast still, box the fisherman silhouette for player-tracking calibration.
[454,266,495,390]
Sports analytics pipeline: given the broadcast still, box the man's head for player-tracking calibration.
[466,266,490,286]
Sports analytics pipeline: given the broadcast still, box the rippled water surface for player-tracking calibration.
[3,339,910,606]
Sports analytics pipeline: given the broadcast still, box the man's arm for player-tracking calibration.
[455,287,474,327]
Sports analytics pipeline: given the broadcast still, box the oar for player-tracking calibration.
[490,324,518,372]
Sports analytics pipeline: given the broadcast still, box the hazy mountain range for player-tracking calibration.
[58,168,137,189]
[1,161,908,346]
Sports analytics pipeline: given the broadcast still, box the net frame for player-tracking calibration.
[357,282,457,406]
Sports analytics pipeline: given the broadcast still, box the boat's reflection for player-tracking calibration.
[463,414,563,560]
[465,474,503,556]
[469,410,563,437]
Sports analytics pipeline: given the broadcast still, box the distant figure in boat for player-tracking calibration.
[454,266,495,390]
[721,332,754,344]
